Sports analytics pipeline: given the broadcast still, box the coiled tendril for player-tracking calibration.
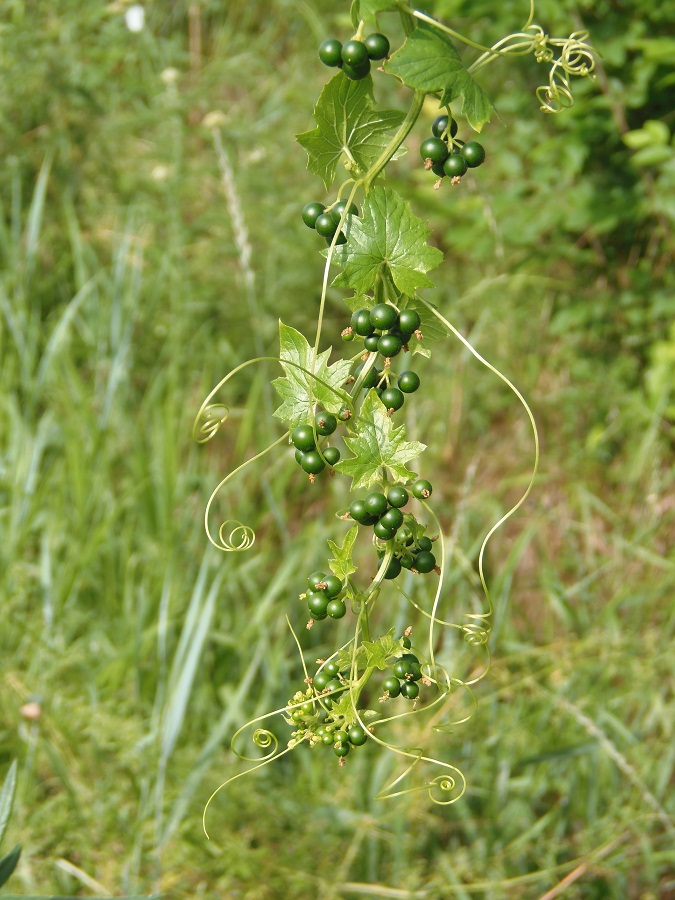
[192,403,230,444]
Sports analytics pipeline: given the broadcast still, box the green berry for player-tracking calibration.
[333,200,359,218]
[319,38,343,67]
[355,363,381,389]
[342,59,371,80]
[291,425,316,452]
[334,730,349,744]
[397,525,414,546]
[300,451,326,475]
[350,309,374,337]
[380,507,403,531]
[382,676,401,697]
[342,39,369,67]
[414,550,437,573]
[302,201,325,228]
[307,591,329,618]
[322,446,340,466]
[387,485,409,508]
[322,575,342,598]
[322,732,335,745]
[373,520,396,541]
[324,661,341,676]
[364,492,388,517]
[364,32,390,60]
[315,410,337,436]
[393,658,413,679]
[401,636,412,649]
[325,678,343,695]
[364,334,381,352]
[380,387,405,411]
[315,212,339,238]
[313,670,331,691]
[420,137,449,165]
[348,724,368,745]
[398,309,420,333]
[338,405,352,422]
[377,333,403,358]
[431,160,446,178]
[349,499,371,524]
[432,114,458,140]
[382,556,402,580]
[370,303,399,330]
[327,598,347,619]
[444,154,468,178]
[399,553,414,569]
[333,742,350,757]
[308,570,327,589]
[398,371,420,393]
[412,479,433,499]
[460,141,486,168]
[400,681,419,700]
[417,536,432,552]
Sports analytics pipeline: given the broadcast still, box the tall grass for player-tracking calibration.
[0,1,673,897]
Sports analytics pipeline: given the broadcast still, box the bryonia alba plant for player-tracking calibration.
[195,0,595,833]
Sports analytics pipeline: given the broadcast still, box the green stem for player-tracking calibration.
[361,90,426,192]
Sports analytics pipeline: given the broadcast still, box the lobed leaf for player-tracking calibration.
[296,74,405,190]
[335,391,425,490]
[384,21,493,132]
[332,186,443,296]
[327,525,359,581]
[272,322,352,428]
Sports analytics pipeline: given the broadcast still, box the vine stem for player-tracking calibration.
[362,90,426,192]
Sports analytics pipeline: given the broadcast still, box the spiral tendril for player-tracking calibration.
[193,403,230,444]
[217,519,255,552]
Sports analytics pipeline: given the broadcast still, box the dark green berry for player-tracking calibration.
[364,333,380,352]
[315,212,339,238]
[322,731,335,745]
[333,200,359,218]
[397,525,414,546]
[382,556,402,579]
[327,598,347,619]
[355,363,381,389]
[398,309,420,333]
[348,724,368,745]
[325,678,343,695]
[319,38,343,67]
[420,137,449,165]
[291,425,316,452]
[414,550,437,573]
[380,387,405,411]
[350,309,373,337]
[308,570,327,589]
[313,670,331,691]
[307,591,329,618]
[364,32,390,60]
[338,405,352,422]
[382,676,401,697]
[380,507,404,531]
[431,160,446,178]
[370,303,399,330]
[373,520,396,541]
[417,536,432,552]
[342,39,369,67]
[398,371,420,393]
[387,485,409,508]
[315,410,337,436]
[300,451,326,475]
[294,448,304,465]
[400,681,420,700]
[460,141,486,167]
[322,446,340,466]
[349,499,371,524]
[377,333,403,358]
[342,59,371,80]
[322,575,342,598]
[324,662,341,677]
[364,492,388,517]
[432,114,458,140]
[399,553,414,569]
[333,742,350,757]
[412,479,433,499]
[401,636,412,649]
[444,154,468,178]
[393,658,413,679]
[333,730,349,745]
[302,201,325,228]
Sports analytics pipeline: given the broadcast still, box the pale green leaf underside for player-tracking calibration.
[384,21,493,132]
[272,322,352,428]
[332,186,443,296]
[296,74,405,190]
[354,0,399,25]
[335,390,425,489]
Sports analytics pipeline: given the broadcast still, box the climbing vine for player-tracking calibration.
[194,0,596,834]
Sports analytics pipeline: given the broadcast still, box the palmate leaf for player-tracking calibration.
[362,628,399,670]
[272,322,352,429]
[296,74,405,190]
[351,0,399,26]
[335,391,425,490]
[384,21,493,132]
[332,186,443,296]
[327,525,358,581]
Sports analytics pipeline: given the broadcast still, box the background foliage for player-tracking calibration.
[0,0,673,897]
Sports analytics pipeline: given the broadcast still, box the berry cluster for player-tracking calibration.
[380,641,424,702]
[302,199,359,246]
[348,302,420,358]
[286,677,370,764]
[420,114,486,185]
[291,412,340,478]
[319,33,390,81]
[303,570,347,621]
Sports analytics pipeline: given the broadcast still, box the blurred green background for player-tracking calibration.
[0,0,673,897]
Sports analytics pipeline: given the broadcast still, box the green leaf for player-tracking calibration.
[332,186,443,296]
[296,74,405,190]
[353,0,399,23]
[384,21,493,131]
[272,322,352,428]
[327,525,359,581]
[0,761,17,848]
[0,844,20,888]
[335,644,366,672]
[335,391,425,490]
[362,628,399,670]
